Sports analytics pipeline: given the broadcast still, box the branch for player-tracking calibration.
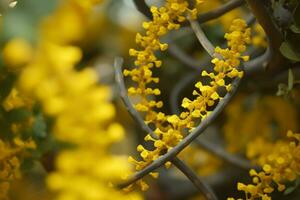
[168,43,212,70]
[132,0,152,19]
[118,73,242,188]
[244,47,272,75]
[194,139,256,170]
[185,18,269,75]
[170,72,199,115]
[196,0,245,25]
[246,14,256,26]
[132,0,245,25]
[245,0,285,73]
[114,57,155,137]
[188,16,216,58]
[172,157,218,200]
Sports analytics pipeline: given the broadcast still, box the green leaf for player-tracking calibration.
[284,186,297,195]
[284,177,300,195]
[280,42,300,62]
[290,24,300,33]
[288,69,294,90]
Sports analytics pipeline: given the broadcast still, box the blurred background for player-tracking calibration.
[0,0,300,200]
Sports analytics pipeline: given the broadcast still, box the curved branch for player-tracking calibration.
[168,70,259,171]
[245,0,285,73]
[183,18,269,75]
[196,0,245,24]
[118,74,242,188]
[172,157,218,200]
[188,17,216,58]
[132,0,245,25]
[170,72,199,115]
[168,43,212,70]
[194,139,256,170]
[132,0,152,19]
[114,57,155,137]
[244,47,272,75]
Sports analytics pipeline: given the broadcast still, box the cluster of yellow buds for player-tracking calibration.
[0,138,35,199]
[124,0,203,125]
[229,131,300,200]
[223,95,298,153]
[179,19,251,126]
[125,0,251,190]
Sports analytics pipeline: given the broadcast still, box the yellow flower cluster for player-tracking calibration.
[125,0,251,189]
[0,0,142,199]
[229,131,300,200]
[124,0,203,123]
[223,95,298,153]
[0,138,35,200]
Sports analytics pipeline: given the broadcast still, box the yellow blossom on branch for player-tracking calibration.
[229,131,300,200]
[124,0,251,190]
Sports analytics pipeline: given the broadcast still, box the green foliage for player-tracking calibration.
[276,68,296,98]
[284,177,300,195]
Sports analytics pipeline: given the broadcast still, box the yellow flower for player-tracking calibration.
[14,0,142,199]
[2,38,33,71]
[234,131,300,199]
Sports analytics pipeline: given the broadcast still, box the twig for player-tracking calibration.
[195,0,245,25]
[245,0,285,73]
[170,72,199,115]
[132,0,245,25]
[246,14,256,26]
[244,47,271,75]
[132,0,152,19]
[168,43,212,70]
[114,57,155,138]
[172,157,218,200]
[194,139,256,170]
[188,16,216,58]
[185,18,269,75]
[118,73,242,188]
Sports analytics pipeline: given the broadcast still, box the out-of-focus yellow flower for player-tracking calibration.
[180,146,222,176]
[223,95,298,153]
[12,0,142,199]
[2,38,33,71]
[2,88,33,111]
